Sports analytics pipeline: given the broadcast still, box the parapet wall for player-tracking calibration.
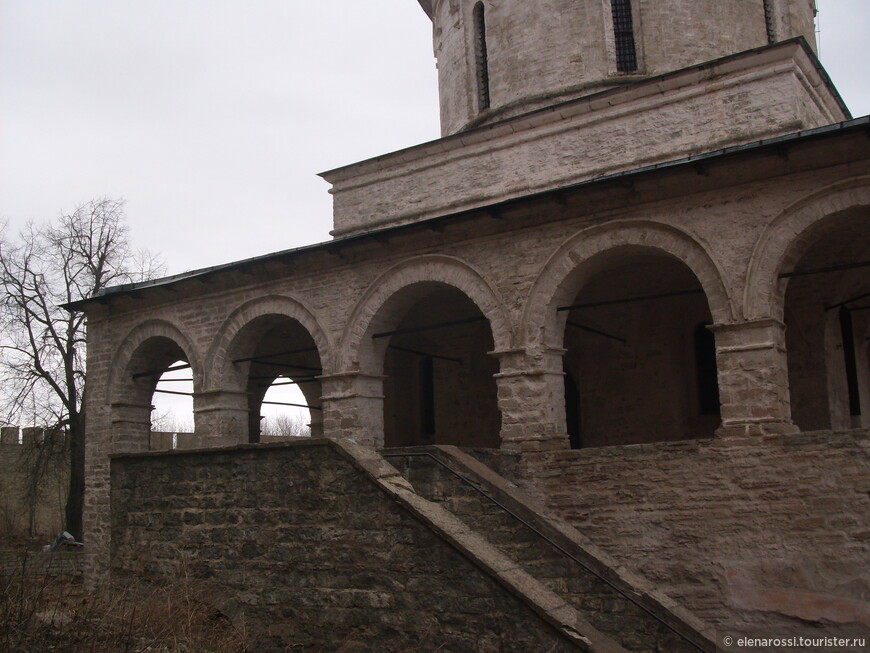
[0,427,195,543]
[0,427,68,542]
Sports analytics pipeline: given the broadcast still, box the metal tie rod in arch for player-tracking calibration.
[231,346,319,364]
[261,400,322,411]
[152,389,194,397]
[388,344,462,365]
[372,315,487,339]
[152,389,322,412]
[557,288,704,312]
[249,374,319,381]
[825,289,870,312]
[257,379,320,388]
[779,259,870,279]
[132,362,191,379]
[246,360,322,372]
[566,321,626,344]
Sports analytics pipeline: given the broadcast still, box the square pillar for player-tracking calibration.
[308,405,325,438]
[110,402,153,454]
[319,372,385,448]
[710,319,797,437]
[193,390,249,447]
[492,348,571,452]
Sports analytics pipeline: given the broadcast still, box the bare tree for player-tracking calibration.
[261,412,311,438]
[0,198,164,540]
[149,408,195,435]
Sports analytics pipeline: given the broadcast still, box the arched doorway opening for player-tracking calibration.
[225,315,322,442]
[560,249,720,447]
[783,210,870,430]
[117,336,195,451]
[371,283,500,448]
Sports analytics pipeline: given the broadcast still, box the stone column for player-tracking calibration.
[492,348,571,452]
[319,372,385,448]
[110,402,153,454]
[193,390,249,447]
[307,404,325,438]
[710,319,797,437]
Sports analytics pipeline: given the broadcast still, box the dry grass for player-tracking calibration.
[0,553,247,653]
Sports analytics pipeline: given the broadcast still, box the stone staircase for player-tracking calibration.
[383,446,720,653]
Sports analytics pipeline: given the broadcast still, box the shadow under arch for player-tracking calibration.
[340,255,514,448]
[523,221,734,351]
[524,222,732,446]
[208,295,331,442]
[339,255,514,372]
[108,319,201,453]
[754,192,870,431]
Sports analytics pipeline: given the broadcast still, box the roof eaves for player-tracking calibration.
[65,115,869,313]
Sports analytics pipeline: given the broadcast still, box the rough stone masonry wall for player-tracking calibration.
[523,430,870,645]
[110,441,583,652]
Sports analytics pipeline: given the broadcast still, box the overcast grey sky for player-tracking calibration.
[1,1,868,276]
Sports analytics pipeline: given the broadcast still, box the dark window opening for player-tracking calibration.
[839,307,862,416]
[695,323,720,416]
[420,355,436,436]
[610,0,638,72]
[564,370,582,449]
[763,0,776,44]
[473,2,491,110]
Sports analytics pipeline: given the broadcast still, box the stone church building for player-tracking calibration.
[71,1,868,650]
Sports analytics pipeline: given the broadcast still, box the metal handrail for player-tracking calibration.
[383,450,709,652]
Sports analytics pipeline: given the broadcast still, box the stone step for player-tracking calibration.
[384,446,720,653]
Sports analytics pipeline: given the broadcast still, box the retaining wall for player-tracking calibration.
[110,439,591,652]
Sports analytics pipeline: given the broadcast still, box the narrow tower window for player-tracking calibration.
[610,0,638,72]
[763,0,776,44]
[473,2,491,110]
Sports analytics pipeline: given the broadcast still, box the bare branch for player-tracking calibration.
[0,198,164,538]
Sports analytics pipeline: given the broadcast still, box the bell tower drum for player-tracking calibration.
[415,0,818,136]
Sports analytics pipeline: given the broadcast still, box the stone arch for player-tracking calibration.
[108,319,200,452]
[207,295,331,389]
[339,255,514,372]
[207,295,331,441]
[523,220,734,351]
[109,319,201,405]
[751,179,870,430]
[745,178,870,321]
